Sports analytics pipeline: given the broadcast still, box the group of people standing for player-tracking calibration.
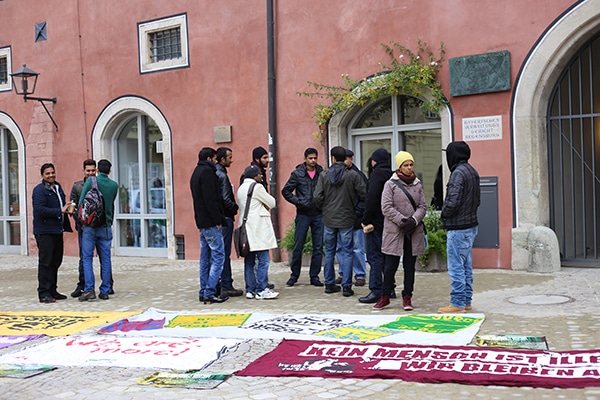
[32,159,118,303]
[283,141,480,313]
[191,146,279,304]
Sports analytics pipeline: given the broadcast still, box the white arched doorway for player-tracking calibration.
[91,96,176,258]
[512,0,600,266]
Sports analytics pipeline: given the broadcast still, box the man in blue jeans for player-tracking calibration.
[191,147,229,304]
[282,147,324,287]
[438,141,480,313]
[359,148,393,304]
[78,159,119,301]
[314,146,366,297]
[215,147,243,297]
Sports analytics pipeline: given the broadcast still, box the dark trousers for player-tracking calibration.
[382,235,416,297]
[219,217,235,289]
[365,229,385,295]
[289,213,324,280]
[36,234,64,298]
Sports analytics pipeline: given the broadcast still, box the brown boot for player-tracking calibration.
[437,304,465,313]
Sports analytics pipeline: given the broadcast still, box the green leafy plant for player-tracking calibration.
[280,222,314,256]
[418,208,447,267]
[298,40,447,144]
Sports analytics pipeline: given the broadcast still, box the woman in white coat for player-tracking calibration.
[237,165,279,299]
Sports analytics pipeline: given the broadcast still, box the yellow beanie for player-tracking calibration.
[395,151,414,169]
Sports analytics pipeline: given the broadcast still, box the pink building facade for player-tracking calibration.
[0,0,598,270]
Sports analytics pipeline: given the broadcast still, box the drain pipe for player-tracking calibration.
[267,0,281,261]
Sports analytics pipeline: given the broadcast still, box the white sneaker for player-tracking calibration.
[255,288,279,300]
[245,292,254,299]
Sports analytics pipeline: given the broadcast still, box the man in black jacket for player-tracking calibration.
[359,148,393,304]
[438,141,480,314]
[215,147,242,297]
[191,147,229,304]
[282,148,324,287]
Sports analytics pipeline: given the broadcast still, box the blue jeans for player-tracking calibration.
[82,226,113,294]
[324,225,353,287]
[199,226,225,298]
[336,229,366,280]
[76,226,108,290]
[447,227,478,308]
[219,218,235,290]
[244,250,270,294]
[365,230,384,295]
[289,213,323,280]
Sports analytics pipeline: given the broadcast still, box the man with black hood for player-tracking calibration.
[314,146,366,297]
[438,141,480,314]
[359,148,393,304]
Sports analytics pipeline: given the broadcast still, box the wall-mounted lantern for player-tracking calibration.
[10,64,58,131]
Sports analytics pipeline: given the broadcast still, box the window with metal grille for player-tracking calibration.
[0,57,7,85]
[138,14,188,74]
[0,47,11,91]
[150,28,181,62]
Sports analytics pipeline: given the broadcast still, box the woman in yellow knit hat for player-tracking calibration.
[373,151,427,311]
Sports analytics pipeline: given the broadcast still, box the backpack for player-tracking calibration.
[77,176,106,228]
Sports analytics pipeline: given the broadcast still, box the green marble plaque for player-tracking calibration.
[449,50,511,97]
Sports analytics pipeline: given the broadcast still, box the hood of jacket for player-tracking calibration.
[328,162,347,186]
[446,141,471,171]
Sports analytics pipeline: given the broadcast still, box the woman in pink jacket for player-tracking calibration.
[373,151,427,311]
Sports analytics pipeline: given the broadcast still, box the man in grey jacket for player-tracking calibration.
[314,146,366,297]
[438,141,480,314]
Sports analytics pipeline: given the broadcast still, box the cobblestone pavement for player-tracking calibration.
[0,254,600,399]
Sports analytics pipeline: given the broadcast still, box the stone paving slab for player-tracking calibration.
[0,254,600,399]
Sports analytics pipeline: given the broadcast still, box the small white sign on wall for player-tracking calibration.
[462,115,502,141]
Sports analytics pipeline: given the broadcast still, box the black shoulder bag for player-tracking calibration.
[233,182,257,257]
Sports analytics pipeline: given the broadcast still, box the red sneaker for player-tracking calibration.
[373,295,390,310]
[403,295,413,311]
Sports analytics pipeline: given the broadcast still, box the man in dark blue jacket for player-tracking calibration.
[191,147,229,304]
[438,141,480,314]
[359,148,393,304]
[32,163,72,303]
[282,148,324,287]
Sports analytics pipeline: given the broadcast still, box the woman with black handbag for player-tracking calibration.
[373,151,427,311]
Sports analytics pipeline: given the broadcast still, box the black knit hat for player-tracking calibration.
[252,146,268,160]
[370,148,390,163]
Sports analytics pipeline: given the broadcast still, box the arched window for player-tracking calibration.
[348,95,442,203]
[0,126,19,251]
[113,114,167,256]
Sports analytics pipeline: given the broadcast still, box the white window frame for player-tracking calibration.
[0,46,12,92]
[138,14,188,74]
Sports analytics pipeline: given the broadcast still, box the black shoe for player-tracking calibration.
[71,288,83,298]
[78,290,96,301]
[99,293,109,300]
[390,290,397,299]
[221,288,243,297]
[310,277,324,287]
[52,292,67,300]
[286,277,297,287]
[343,287,354,297]
[109,288,115,295]
[324,284,341,294]
[268,283,275,289]
[203,295,229,304]
[359,292,381,304]
[199,295,204,302]
[39,296,56,304]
